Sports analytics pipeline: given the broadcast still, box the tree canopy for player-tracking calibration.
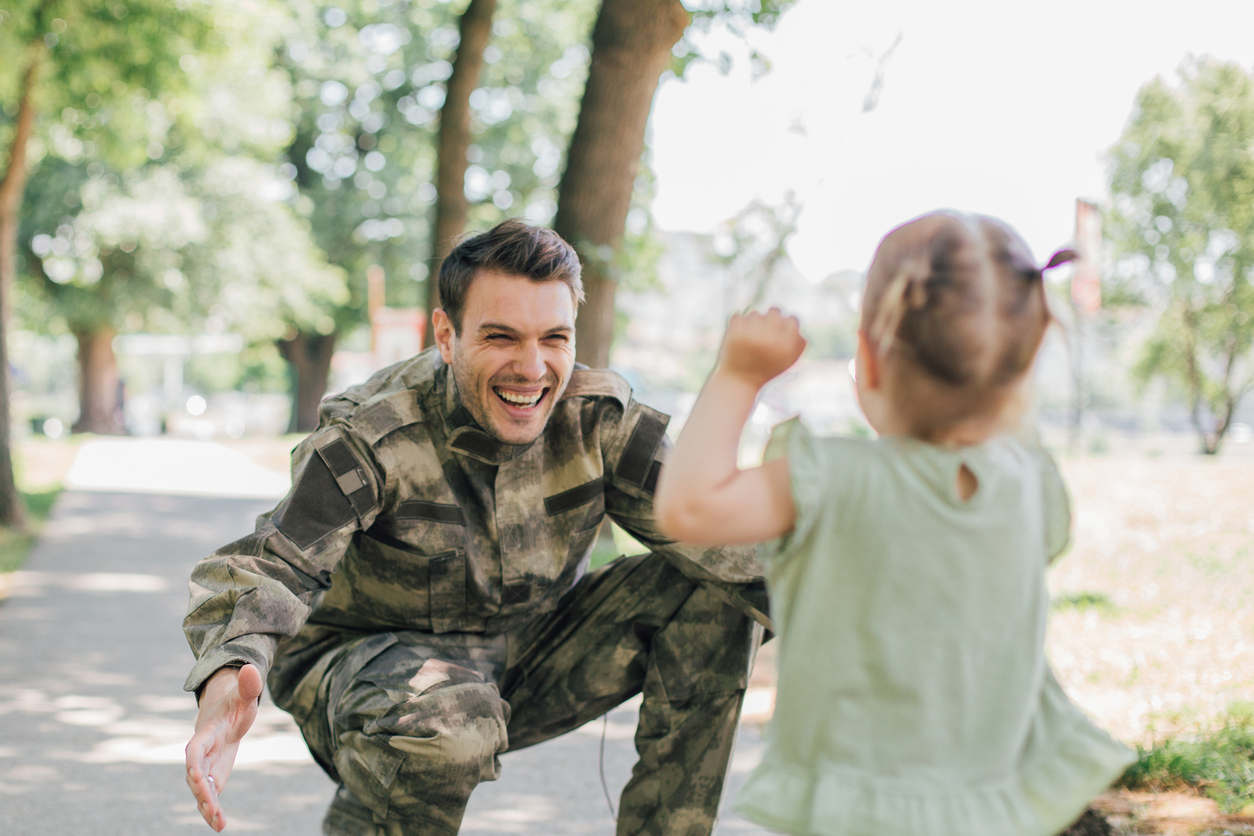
[1107,58,1254,454]
[11,0,346,435]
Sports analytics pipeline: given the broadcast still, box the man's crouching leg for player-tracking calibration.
[616,577,761,836]
[503,553,762,836]
[304,643,509,836]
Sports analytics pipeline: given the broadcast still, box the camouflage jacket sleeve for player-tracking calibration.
[596,390,771,628]
[182,404,387,694]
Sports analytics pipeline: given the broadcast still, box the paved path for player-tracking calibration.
[0,440,773,834]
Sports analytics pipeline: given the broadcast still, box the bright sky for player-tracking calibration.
[650,0,1254,280]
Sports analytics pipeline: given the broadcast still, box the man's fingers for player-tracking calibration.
[187,764,221,829]
[187,723,230,830]
[191,772,225,831]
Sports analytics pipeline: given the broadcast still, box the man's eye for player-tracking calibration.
[486,334,511,342]
[545,334,569,343]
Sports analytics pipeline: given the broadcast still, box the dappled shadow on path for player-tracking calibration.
[0,491,331,835]
[0,482,774,834]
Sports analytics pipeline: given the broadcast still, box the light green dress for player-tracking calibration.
[735,419,1135,836]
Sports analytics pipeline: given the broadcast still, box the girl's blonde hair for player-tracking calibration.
[860,212,1073,439]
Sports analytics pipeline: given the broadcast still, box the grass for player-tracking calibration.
[1119,703,1254,813]
[588,521,650,571]
[1052,590,1119,615]
[0,487,62,575]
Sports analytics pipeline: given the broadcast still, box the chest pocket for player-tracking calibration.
[393,500,472,633]
[337,495,471,633]
[546,477,606,562]
[348,530,469,633]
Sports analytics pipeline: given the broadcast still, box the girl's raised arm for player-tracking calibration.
[655,309,805,546]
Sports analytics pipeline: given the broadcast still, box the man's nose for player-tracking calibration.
[514,341,546,380]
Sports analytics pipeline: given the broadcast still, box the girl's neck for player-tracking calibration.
[872,375,1028,449]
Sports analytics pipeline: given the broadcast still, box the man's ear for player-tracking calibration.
[856,330,882,391]
[432,308,456,364]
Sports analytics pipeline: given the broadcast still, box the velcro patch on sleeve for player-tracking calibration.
[276,455,357,550]
[316,437,377,522]
[643,460,662,495]
[616,408,669,490]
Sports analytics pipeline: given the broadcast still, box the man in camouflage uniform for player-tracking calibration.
[184,220,770,835]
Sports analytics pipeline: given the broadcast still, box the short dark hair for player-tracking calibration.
[438,219,584,332]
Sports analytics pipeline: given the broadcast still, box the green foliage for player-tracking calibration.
[1051,590,1118,615]
[183,342,290,395]
[0,486,60,574]
[3,0,802,410]
[19,156,347,341]
[12,0,347,347]
[1106,59,1254,453]
[588,525,619,571]
[803,323,855,359]
[587,520,649,571]
[672,0,800,79]
[278,0,597,317]
[1120,703,1254,812]
[0,0,218,172]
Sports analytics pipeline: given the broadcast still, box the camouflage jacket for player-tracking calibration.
[183,348,767,697]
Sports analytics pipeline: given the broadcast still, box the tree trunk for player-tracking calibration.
[71,326,125,435]
[554,0,689,369]
[1180,317,1217,455]
[0,46,46,528]
[424,0,498,347]
[278,331,337,433]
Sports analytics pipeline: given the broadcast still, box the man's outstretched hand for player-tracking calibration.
[185,663,263,832]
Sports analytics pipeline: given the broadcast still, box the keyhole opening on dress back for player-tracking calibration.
[956,463,978,502]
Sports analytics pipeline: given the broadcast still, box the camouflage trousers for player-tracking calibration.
[292,552,764,836]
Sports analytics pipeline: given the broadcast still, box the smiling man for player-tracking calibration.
[182,220,770,836]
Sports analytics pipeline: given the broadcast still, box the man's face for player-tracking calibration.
[434,270,577,445]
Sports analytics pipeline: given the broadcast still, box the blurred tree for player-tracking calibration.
[20,159,347,435]
[714,192,802,311]
[277,0,595,425]
[554,0,689,369]
[13,1,344,437]
[555,0,797,368]
[0,0,212,525]
[425,0,496,338]
[1108,59,1254,454]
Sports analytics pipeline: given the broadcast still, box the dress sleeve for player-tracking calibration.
[759,416,827,567]
[1037,446,1072,564]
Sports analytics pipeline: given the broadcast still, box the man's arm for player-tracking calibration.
[182,420,386,829]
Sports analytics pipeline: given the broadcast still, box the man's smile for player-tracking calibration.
[494,387,547,409]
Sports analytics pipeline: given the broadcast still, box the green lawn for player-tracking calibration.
[1120,704,1254,813]
[0,487,61,575]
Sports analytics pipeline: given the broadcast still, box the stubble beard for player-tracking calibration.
[451,355,561,446]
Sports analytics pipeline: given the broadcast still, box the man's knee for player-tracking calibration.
[332,658,509,829]
[367,680,508,779]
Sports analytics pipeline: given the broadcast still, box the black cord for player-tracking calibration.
[600,714,617,821]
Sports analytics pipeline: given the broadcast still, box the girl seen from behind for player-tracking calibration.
[655,211,1134,836]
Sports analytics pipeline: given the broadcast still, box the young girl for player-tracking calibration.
[655,211,1134,836]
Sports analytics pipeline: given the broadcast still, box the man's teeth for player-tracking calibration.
[497,389,542,406]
